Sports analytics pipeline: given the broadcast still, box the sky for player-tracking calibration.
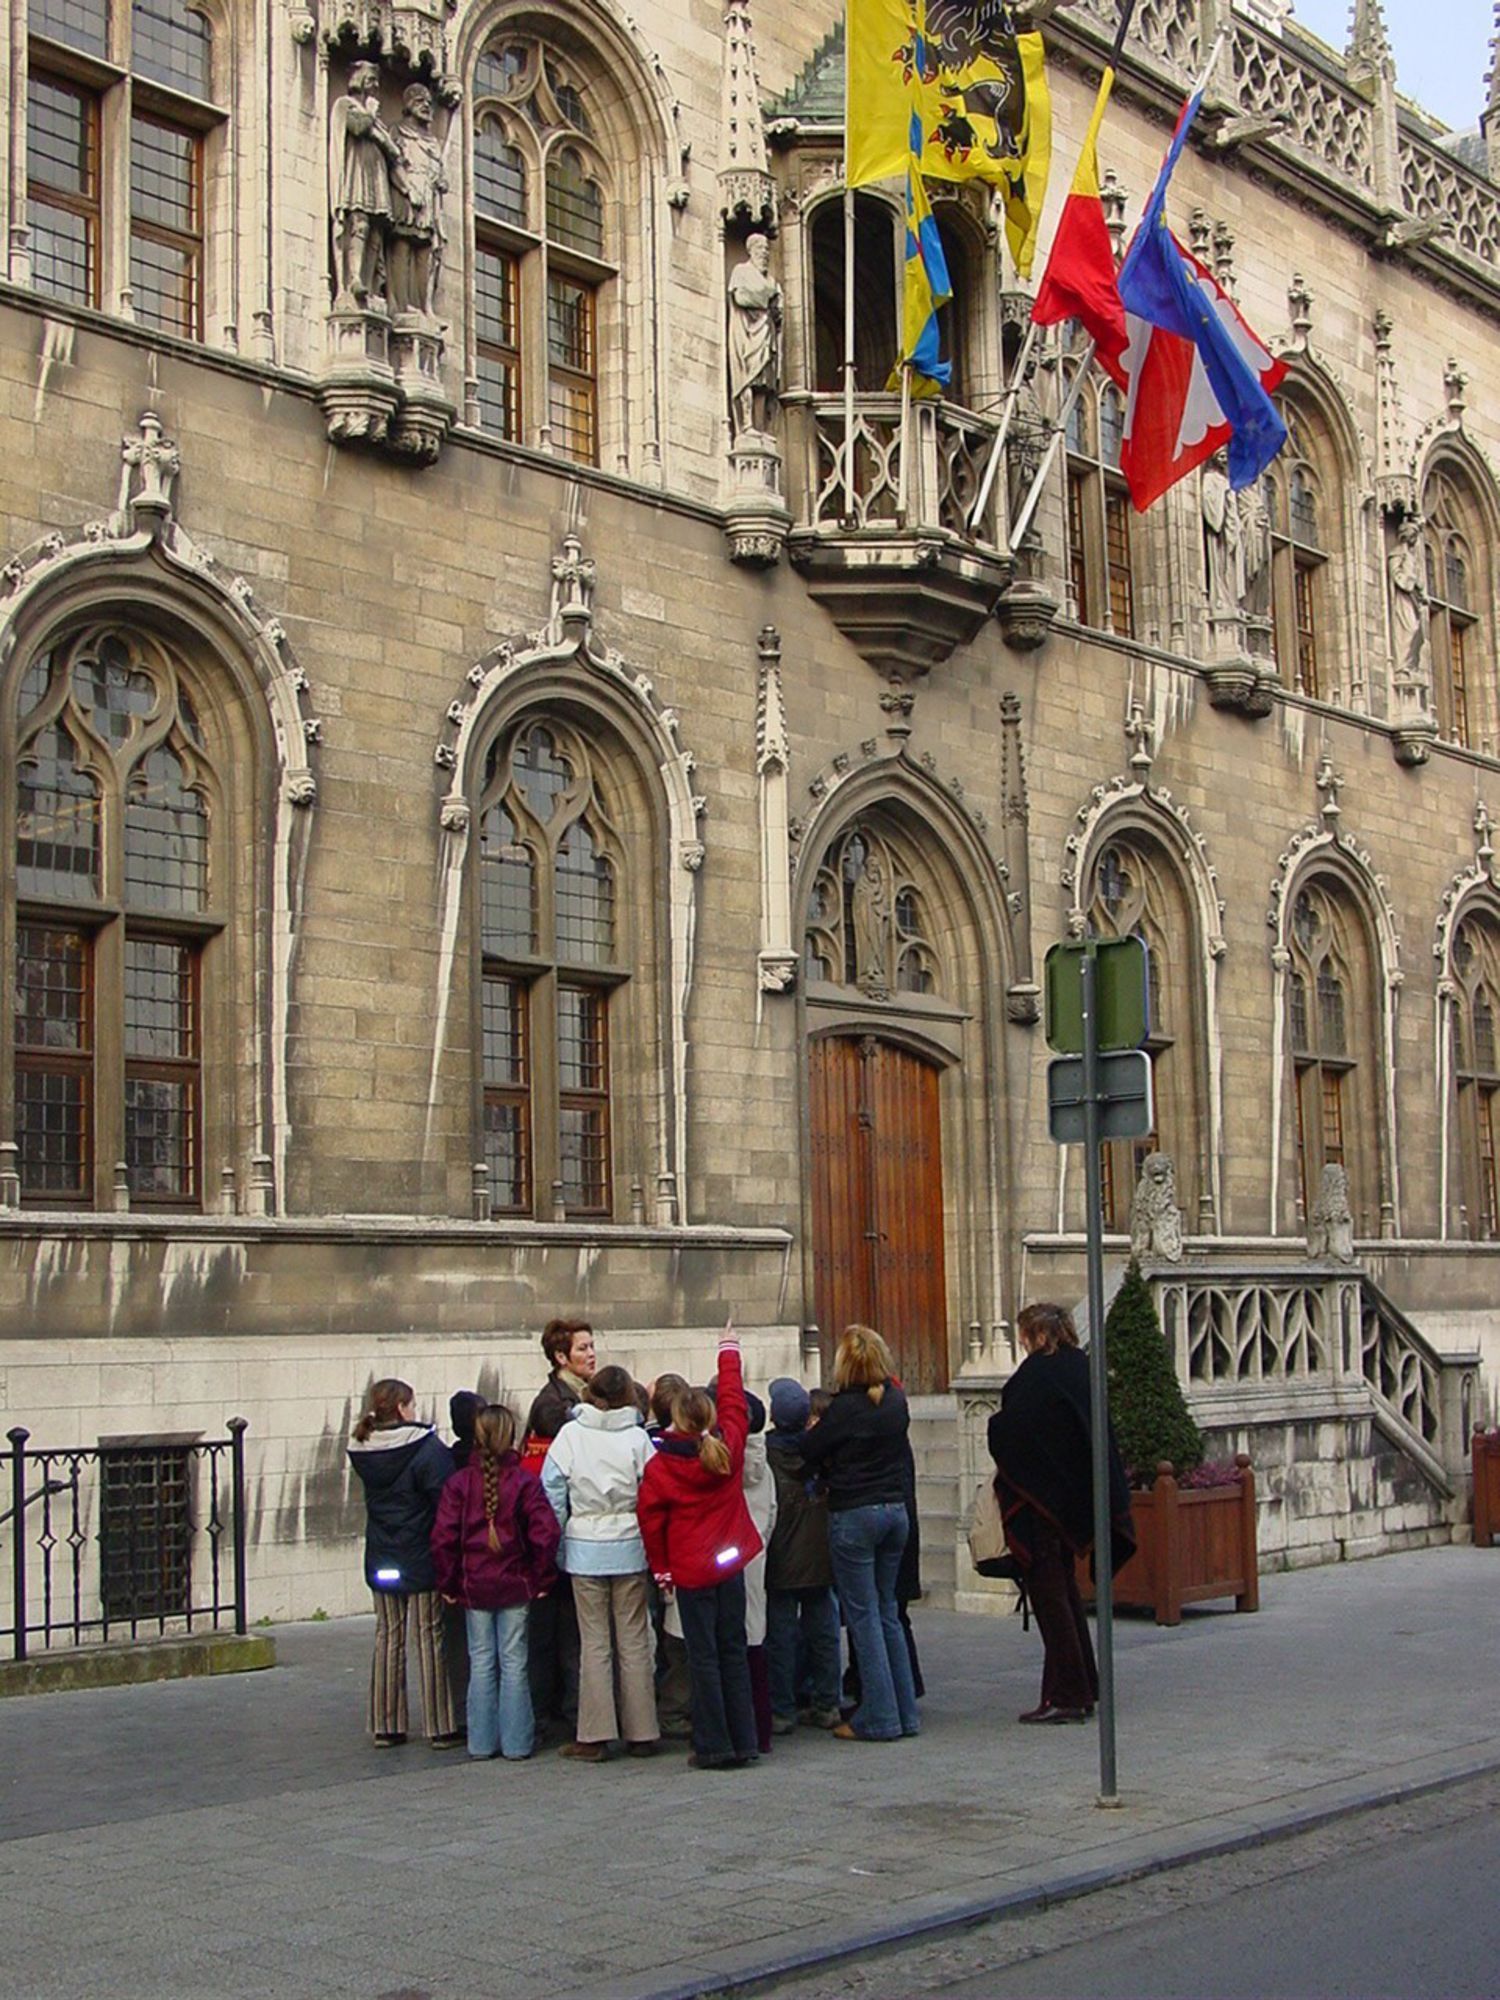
[1288,1,1490,131]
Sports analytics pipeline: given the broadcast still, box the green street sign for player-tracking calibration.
[1043,936,1151,1055]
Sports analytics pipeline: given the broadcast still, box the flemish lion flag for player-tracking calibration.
[914,1,1052,278]
[846,0,916,187]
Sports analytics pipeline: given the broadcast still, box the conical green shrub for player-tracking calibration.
[1104,1257,1204,1482]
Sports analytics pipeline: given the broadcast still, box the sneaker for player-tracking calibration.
[559,1740,607,1762]
[429,1733,466,1750]
[802,1707,842,1731]
[372,1732,406,1748]
[772,1714,799,1736]
[625,1740,661,1758]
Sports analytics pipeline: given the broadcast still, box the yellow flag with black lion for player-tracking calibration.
[847,0,1052,279]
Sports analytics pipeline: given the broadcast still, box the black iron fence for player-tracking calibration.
[1,1419,249,1660]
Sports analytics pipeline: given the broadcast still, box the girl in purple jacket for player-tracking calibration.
[431,1404,561,1760]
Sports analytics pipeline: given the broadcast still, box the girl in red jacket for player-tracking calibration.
[431,1404,561,1761]
[637,1331,762,1768]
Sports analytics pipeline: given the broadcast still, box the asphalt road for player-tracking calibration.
[766,1769,1500,2000]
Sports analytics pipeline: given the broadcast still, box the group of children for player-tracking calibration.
[349,1317,921,1771]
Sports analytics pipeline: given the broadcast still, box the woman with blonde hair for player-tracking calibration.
[637,1327,763,1769]
[430,1402,562,1759]
[795,1324,920,1743]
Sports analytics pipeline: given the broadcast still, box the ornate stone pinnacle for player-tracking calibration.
[1288,273,1313,344]
[880,679,915,739]
[1125,700,1154,780]
[1445,358,1469,425]
[121,409,181,525]
[1477,800,1495,877]
[550,532,596,631]
[1316,755,1344,823]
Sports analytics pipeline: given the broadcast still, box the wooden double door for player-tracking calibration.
[808,1032,950,1394]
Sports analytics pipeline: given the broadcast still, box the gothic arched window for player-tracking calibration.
[11,625,223,1206]
[1064,374,1135,638]
[1422,467,1489,750]
[1263,399,1330,699]
[1087,834,1196,1229]
[803,821,942,1000]
[811,193,898,397]
[1452,913,1500,1238]
[476,715,627,1216]
[1287,878,1379,1233]
[27,0,224,337]
[468,38,614,462]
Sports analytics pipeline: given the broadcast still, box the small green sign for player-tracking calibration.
[1043,935,1151,1056]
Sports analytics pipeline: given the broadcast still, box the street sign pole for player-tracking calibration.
[1079,940,1119,1806]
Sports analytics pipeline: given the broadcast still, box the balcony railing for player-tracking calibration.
[782,392,1004,548]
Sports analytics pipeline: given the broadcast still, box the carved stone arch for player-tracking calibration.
[453,0,685,473]
[0,461,320,1211]
[453,0,685,178]
[792,754,1019,1382]
[1269,826,1403,1240]
[1412,420,1500,536]
[1434,848,1500,1238]
[793,753,1018,998]
[802,185,902,395]
[1062,779,1227,1230]
[1274,351,1372,491]
[428,532,702,1218]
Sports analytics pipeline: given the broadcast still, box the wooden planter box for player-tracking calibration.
[1080,1454,1259,1627]
[1474,1430,1500,1548]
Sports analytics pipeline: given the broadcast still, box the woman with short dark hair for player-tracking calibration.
[986,1302,1134,1725]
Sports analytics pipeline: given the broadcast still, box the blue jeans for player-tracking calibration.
[766,1585,841,1719]
[465,1603,534,1760]
[828,1503,919,1740]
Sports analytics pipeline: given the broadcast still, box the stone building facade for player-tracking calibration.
[0,0,1497,1622]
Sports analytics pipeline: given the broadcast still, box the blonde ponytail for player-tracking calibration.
[671,1386,732,1479]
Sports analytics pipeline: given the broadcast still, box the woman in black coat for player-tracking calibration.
[348,1378,459,1746]
[987,1303,1134,1725]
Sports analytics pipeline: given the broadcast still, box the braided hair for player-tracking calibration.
[472,1403,518,1552]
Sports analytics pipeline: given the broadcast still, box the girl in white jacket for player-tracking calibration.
[543,1365,659,1759]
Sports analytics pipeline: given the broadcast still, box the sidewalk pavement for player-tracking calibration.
[1,1547,1497,2000]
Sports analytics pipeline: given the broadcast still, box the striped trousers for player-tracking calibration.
[369,1589,457,1741]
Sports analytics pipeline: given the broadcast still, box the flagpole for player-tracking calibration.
[843,186,857,524]
[967,0,1140,541]
[966,317,1037,536]
[1009,337,1096,549]
[896,360,914,525]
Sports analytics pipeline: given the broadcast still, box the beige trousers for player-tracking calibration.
[369,1588,456,1740]
[572,1571,658,1746]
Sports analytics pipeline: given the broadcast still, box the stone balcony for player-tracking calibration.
[782,391,1015,678]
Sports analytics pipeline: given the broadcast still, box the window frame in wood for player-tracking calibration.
[1452,913,1500,1239]
[1423,467,1486,751]
[474,715,627,1220]
[9,624,224,1211]
[466,38,616,464]
[1063,371,1135,638]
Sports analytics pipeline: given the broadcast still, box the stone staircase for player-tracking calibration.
[908,1394,963,1609]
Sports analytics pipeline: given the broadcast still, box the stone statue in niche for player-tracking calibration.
[1201,452,1244,620]
[727,233,783,441]
[852,847,892,999]
[389,82,449,319]
[1238,478,1273,623]
[1388,516,1433,686]
[1129,1153,1184,1265]
[1307,1162,1356,1263]
[330,60,400,308]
